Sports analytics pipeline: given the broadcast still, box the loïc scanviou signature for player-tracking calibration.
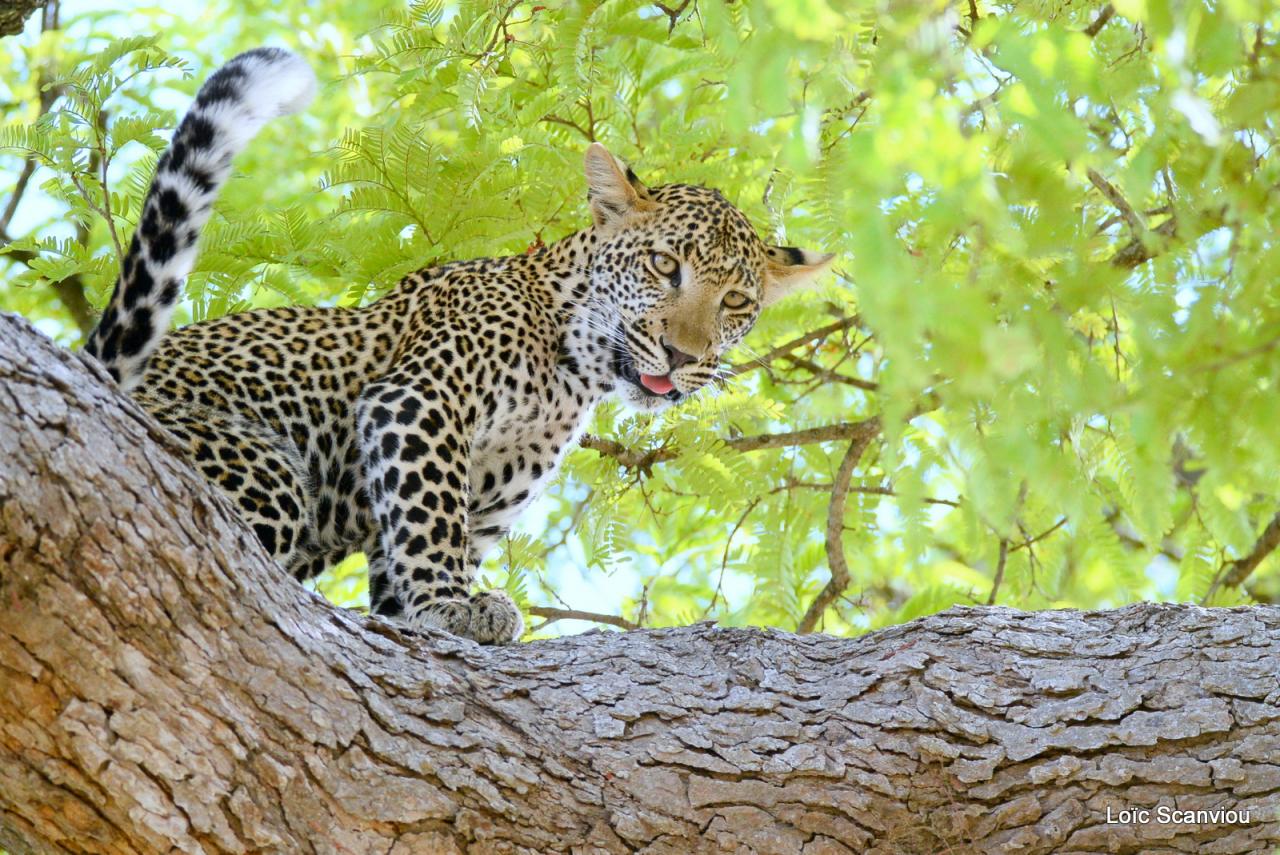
[1106,805,1254,825]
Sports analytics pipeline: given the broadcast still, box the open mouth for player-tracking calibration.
[610,328,682,401]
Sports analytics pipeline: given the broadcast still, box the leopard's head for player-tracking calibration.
[581,143,833,412]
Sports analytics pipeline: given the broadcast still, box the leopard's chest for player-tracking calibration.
[473,403,585,504]
[466,376,597,555]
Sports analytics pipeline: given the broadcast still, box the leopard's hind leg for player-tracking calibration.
[140,398,316,569]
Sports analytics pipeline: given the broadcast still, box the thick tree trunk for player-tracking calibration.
[0,311,1277,854]
[0,0,45,37]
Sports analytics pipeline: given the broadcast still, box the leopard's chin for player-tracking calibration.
[610,330,684,409]
[617,382,680,412]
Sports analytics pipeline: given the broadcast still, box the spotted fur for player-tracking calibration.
[82,49,833,644]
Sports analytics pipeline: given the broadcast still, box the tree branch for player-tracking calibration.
[726,417,882,454]
[577,433,667,474]
[0,230,97,337]
[1205,512,1280,602]
[986,536,1010,605]
[1083,3,1116,37]
[771,478,961,508]
[578,417,882,475]
[1087,166,1145,235]
[1,313,1279,852]
[1108,206,1226,269]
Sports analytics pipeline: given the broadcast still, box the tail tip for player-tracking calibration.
[235,46,317,118]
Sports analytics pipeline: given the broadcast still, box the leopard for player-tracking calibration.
[82,47,834,644]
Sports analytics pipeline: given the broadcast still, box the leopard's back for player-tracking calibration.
[138,300,407,570]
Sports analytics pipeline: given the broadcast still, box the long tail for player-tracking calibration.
[84,47,316,390]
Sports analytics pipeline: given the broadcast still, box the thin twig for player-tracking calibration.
[1108,205,1229,269]
[539,489,593,559]
[580,97,597,142]
[781,353,879,391]
[821,91,872,153]
[1109,296,1124,380]
[729,418,883,454]
[474,0,524,64]
[726,314,863,377]
[1190,333,1280,374]
[527,606,638,632]
[768,478,960,507]
[653,0,693,33]
[796,426,880,634]
[1105,508,1184,562]
[576,435,669,475]
[93,108,124,272]
[704,498,760,618]
[986,482,1027,603]
[540,113,593,142]
[1008,517,1068,553]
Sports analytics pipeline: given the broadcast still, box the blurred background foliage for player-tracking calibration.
[2,0,1280,640]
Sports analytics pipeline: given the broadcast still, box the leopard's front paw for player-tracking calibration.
[405,592,523,644]
[467,590,524,645]
[402,597,471,636]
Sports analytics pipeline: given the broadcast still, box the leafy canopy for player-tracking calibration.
[2,0,1279,635]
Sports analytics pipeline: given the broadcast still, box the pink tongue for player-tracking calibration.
[640,373,675,395]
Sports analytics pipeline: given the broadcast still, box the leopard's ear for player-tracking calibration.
[761,245,836,307]
[584,143,654,229]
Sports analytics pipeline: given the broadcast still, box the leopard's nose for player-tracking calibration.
[662,338,699,370]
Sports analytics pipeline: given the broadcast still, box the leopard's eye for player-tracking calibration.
[722,290,752,310]
[650,251,680,280]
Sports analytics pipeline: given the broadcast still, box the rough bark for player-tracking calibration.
[0,0,44,37]
[0,310,1278,855]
